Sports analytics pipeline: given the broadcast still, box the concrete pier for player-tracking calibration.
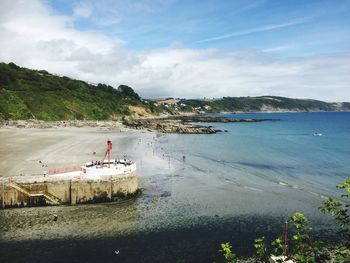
[0,171,138,208]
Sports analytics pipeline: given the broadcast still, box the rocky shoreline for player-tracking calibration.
[169,115,280,123]
[1,115,279,134]
[123,116,218,134]
[1,119,123,129]
[123,115,279,134]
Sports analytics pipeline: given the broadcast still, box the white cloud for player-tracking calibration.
[262,45,294,53]
[73,2,93,18]
[197,17,311,43]
[0,0,349,102]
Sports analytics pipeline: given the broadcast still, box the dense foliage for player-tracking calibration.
[321,178,350,242]
[0,62,148,121]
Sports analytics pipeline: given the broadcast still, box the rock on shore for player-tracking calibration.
[123,115,279,134]
[1,116,279,134]
[123,117,217,134]
[169,115,280,123]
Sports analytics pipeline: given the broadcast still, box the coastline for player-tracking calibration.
[1,115,278,135]
[0,112,348,262]
[1,108,349,129]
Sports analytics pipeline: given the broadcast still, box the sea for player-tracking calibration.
[1,112,349,263]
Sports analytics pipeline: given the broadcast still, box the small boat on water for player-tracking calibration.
[313,132,323,137]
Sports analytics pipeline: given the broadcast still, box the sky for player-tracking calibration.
[0,0,350,101]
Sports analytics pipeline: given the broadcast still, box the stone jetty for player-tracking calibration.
[0,169,138,209]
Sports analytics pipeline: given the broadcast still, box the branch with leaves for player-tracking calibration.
[219,242,237,263]
[320,178,350,241]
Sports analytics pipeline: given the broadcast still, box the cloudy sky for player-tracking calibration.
[0,0,350,101]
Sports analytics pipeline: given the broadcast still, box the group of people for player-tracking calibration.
[89,159,131,167]
[38,160,48,168]
[91,160,102,166]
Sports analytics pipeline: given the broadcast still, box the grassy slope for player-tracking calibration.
[0,62,150,121]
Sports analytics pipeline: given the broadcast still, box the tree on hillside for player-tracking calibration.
[118,85,141,101]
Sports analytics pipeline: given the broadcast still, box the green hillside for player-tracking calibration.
[176,96,350,113]
[0,62,152,121]
[1,62,349,121]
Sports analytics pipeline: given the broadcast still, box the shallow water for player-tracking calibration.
[1,112,349,262]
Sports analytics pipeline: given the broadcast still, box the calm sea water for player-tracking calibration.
[1,112,349,262]
[160,112,350,203]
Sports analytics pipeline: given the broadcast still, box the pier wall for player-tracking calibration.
[0,172,138,208]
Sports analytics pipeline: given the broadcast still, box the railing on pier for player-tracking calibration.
[48,165,82,175]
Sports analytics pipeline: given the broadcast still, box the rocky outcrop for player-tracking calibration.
[123,117,217,134]
[169,116,280,123]
[123,115,279,134]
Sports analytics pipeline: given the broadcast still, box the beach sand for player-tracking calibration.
[0,118,341,262]
[0,125,129,178]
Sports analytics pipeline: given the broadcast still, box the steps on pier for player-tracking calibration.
[8,182,61,205]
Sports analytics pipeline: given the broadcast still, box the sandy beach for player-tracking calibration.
[0,113,347,262]
[0,124,130,178]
